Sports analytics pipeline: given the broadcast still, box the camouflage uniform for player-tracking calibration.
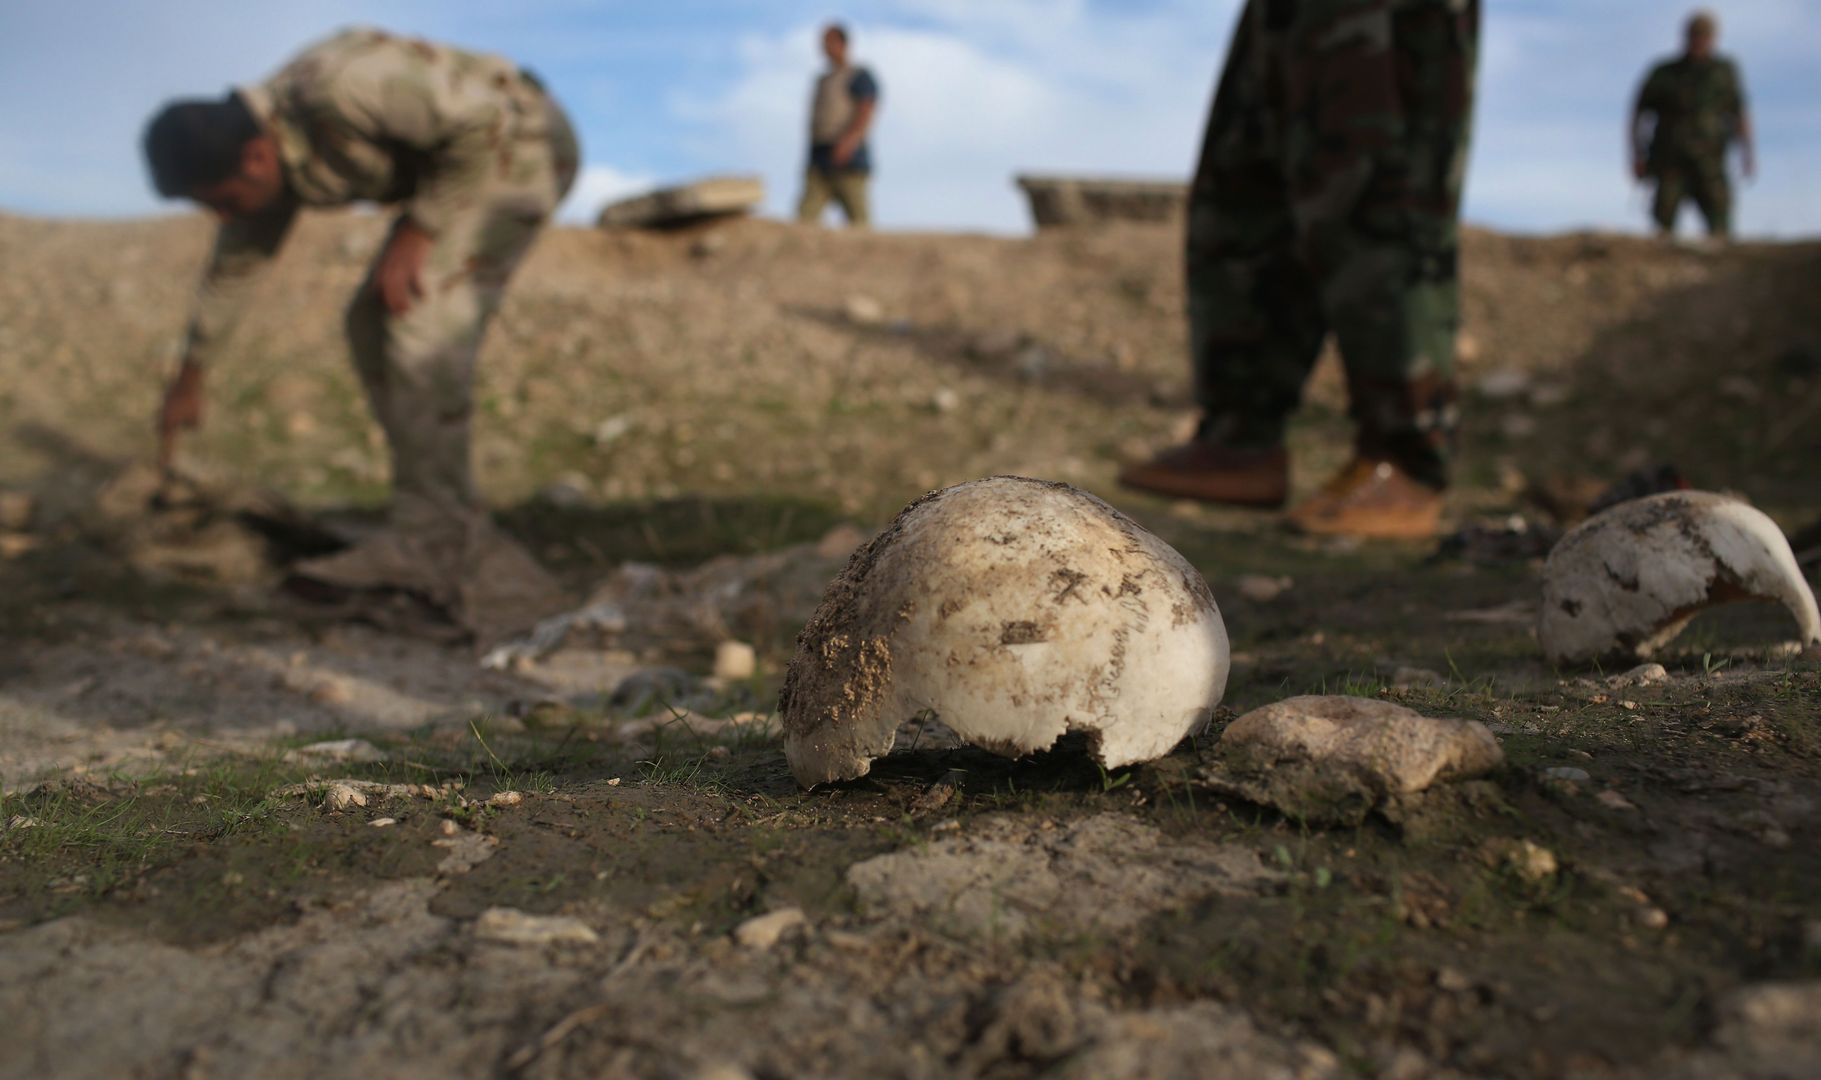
[1634,54,1746,237]
[1186,0,1478,488]
[182,28,581,523]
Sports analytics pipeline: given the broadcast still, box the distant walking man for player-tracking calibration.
[1119,0,1479,540]
[797,23,879,228]
[143,27,580,631]
[1631,10,1753,238]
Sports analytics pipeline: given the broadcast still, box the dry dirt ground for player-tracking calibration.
[2,210,1820,1079]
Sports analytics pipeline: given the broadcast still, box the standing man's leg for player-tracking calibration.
[1281,0,1478,539]
[1651,164,1687,236]
[832,172,872,228]
[1688,156,1733,238]
[797,168,834,224]
[1119,0,1322,508]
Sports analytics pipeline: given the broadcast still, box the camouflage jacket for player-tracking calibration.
[184,28,557,366]
[1635,54,1746,164]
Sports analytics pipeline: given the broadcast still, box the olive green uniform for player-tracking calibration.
[1634,54,1747,237]
[1186,0,1478,488]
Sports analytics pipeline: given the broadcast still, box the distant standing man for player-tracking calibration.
[143,28,579,610]
[1631,10,1753,238]
[1120,0,1479,540]
[798,23,879,228]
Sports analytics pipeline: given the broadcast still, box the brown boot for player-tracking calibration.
[1285,457,1444,540]
[1118,439,1289,508]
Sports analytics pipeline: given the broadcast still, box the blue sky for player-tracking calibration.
[1,1,1815,236]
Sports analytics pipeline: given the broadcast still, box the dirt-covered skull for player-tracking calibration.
[780,476,1230,787]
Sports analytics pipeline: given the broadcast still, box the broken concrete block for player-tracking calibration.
[596,175,764,230]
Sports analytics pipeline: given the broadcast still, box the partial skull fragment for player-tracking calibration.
[1539,492,1821,666]
[780,477,1229,787]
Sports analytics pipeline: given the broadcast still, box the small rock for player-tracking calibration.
[0,491,35,532]
[439,818,461,836]
[1015,343,1052,381]
[486,791,524,809]
[1501,839,1559,883]
[369,817,398,828]
[1638,907,1670,930]
[1607,663,1669,688]
[1233,574,1292,603]
[1544,766,1590,783]
[1501,412,1538,439]
[6,815,42,830]
[732,907,808,950]
[929,387,961,414]
[843,295,885,325]
[322,783,368,811]
[1202,696,1504,825]
[1595,789,1638,811]
[1391,666,1446,690]
[285,738,384,764]
[474,907,600,946]
[1455,331,1482,365]
[1435,967,1473,993]
[713,640,757,681]
[592,414,635,446]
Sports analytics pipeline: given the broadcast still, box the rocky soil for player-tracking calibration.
[1,210,1819,1079]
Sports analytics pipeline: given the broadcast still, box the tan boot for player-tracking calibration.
[1285,458,1444,540]
[1118,439,1289,508]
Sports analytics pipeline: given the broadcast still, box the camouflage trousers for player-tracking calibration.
[1649,151,1731,237]
[1186,0,1479,487]
[345,94,580,526]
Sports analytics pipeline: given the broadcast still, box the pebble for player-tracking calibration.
[369,817,398,828]
[732,907,808,950]
[1435,967,1473,993]
[1638,907,1670,931]
[1606,662,1669,688]
[929,387,961,413]
[1543,767,1590,783]
[323,783,368,811]
[1503,840,1559,883]
[843,295,885,325]
[486,791,524,809]
[713,641,757,681]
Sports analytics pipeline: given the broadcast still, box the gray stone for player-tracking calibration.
[597,175,763,229]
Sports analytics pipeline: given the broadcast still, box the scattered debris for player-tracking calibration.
[1539,492,1821,665]
[781,477,1229,787]
[1486,838,1559,883]
[283,738,385,764]
[275,778,453,810]
[1233,574,1292,603]
[473,907,600,946]
[596,175,763,230]
[481,525,865,669]
[1200,696,1504,825]
[731,907,808,950]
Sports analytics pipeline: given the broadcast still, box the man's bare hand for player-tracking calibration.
[832,137,859,168]
[375,220,434,316]
[157,360,205,469]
